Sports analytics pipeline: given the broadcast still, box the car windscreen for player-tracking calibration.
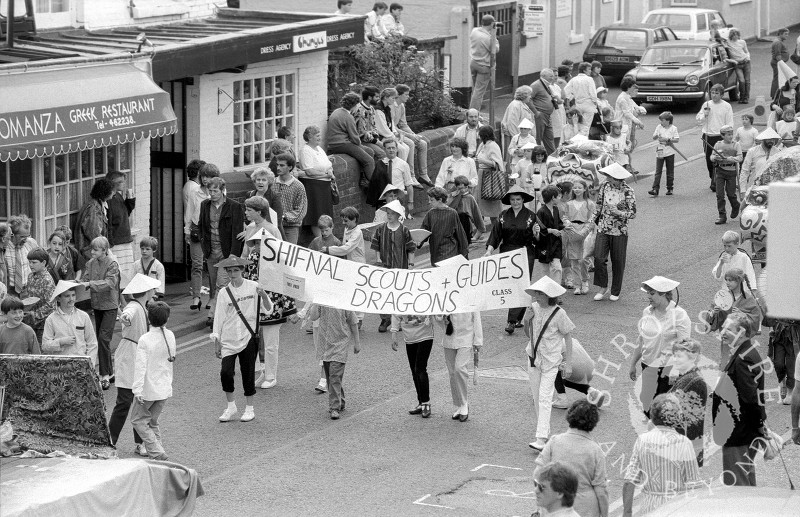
[640,47,709,66]
[643,13,691,31]
[591,29,647,51]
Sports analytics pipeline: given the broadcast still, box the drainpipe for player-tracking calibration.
[6,0,15,49]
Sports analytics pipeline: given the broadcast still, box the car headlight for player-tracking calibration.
[686,75,699,86]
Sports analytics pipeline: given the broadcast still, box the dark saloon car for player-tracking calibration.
[622,40,738,106]
[582,23,678,79]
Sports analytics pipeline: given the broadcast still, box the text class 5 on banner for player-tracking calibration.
[257,234,530,315]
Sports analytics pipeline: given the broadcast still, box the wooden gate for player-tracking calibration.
[150,80,188,282]
[474,1,520,92]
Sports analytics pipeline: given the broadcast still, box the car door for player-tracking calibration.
[708,45,732,89]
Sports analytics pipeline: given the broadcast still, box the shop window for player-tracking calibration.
[34,0,68,12]
[0,160,35,229]
[233,74,296,168]
[39,143,133,240]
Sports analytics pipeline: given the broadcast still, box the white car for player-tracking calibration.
[642,8,730,41]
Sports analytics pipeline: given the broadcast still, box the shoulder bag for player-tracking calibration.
[528,306,561,367]
[478,144,508,201]
[226,286,260,352]
[330,176,341,205]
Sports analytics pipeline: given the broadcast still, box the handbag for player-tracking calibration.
[527,306,561,367]
[791,45,800,65]
[189,224,201,243]
[330,177,341,205]
[226,286,260,352]
[480,166,507,201]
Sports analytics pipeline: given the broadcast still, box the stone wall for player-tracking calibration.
[224,124,459,244]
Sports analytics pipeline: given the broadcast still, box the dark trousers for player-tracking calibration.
[770,336,798,390]
[108,387,143,445]
[328,143,376,181]
[323,360,346,411]
[534,111,556,156]
[458,212,473,244]
[702,134,723,181]
[93,308,117,377]
[593,233,628,297]
[652,154,675,191]
[554,370,589,395]
[406,339,433,404]
[640,363,672,417]
[508,250,536,323]
[770,61,779,98]
[220,337,258,396]
[715,167,740,218]
[722,444,758,486]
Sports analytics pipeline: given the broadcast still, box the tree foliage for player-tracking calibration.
[328,36,461,131]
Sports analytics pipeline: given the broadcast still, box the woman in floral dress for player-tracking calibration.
[241,196,297,389]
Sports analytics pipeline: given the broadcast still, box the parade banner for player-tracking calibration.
[257,234,530,315]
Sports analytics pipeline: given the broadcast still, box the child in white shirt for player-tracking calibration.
[130,301,175,460]
[649,111,680,197]
[605,120,631,168]
[735,113,759,161]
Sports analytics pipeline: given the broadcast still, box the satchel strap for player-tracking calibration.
[226,286,258,338]
[531,306,560,365]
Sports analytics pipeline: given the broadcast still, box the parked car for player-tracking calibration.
[622,40,738,106]
[582,23,678,79]
[642,8,731,41]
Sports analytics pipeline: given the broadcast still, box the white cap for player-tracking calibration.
[50,280,81,302]
[518,118,535,129]
[598,162,632,180]
[755,127,781,141]
[596,86,608,94]
[525,276,566,298]
[122,273,161,295]
[380,199,406,216]
[641,275,680,293]
[521,142,539,151]
[379,183,404,201]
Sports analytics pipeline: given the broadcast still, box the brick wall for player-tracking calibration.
[223,124,459,244]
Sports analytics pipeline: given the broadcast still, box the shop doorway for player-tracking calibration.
[474,1,520,92]
[150,80,188,282]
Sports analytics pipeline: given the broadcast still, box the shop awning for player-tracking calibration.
[0,63,177,161]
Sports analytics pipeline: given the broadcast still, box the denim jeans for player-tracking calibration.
[715,168,740,218]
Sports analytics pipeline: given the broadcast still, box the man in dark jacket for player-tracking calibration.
[198,176,245,323]
[712,312,768,487]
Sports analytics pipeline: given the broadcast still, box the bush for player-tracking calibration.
[328,36,461,131]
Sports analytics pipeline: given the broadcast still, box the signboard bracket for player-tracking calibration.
[217,87,236,115]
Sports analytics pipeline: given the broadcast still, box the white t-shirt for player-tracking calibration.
[735,126,759,151]
[525,304,576,370]
[653,124,680,158]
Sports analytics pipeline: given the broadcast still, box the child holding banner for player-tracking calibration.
[391,314,434,418]
[371,200,417,333]
[325,206,367,328]
[438,311,483,422]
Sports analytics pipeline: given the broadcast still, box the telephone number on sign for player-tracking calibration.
[107,116,136,127]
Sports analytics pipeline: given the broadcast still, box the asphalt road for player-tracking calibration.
[101,34,800,517]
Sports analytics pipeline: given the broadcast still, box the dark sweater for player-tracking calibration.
[326,107,362,148]
[107,193,135,246]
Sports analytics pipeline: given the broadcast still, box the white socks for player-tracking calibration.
[245,405,254,412]
[227,401,237,411]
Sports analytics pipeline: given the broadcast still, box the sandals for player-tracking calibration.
[101,378,110,390]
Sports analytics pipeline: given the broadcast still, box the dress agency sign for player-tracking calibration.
[258,235,530,315]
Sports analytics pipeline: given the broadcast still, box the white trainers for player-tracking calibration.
[593,291,608,301]
[134,444,148,457]
[581,282,590,294]
[219,405,238,422]
[609,294,620,302]
[240,407,255,422]
[260,379,277,389]
[552,394,569,409]
[782,394,793,405]
[315,379,327,393]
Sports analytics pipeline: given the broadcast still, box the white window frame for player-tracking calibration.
[232,73,297,169]
[670,0,698,6]
[569,0,584,44]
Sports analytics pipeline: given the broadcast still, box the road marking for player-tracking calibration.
[471,463,524,472]
[412,494,454,509]
[176,334,209,356]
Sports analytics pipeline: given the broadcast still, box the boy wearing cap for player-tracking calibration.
[507,118,537,169]
[523,276,575,451]
[710,125,742,225]
[108,273,161,455]
[41,281,97,363]
[371,200,417,332]
[212,255,273,423]
[131,301,175,461]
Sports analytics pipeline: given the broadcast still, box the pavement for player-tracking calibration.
[102,31,800,516]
